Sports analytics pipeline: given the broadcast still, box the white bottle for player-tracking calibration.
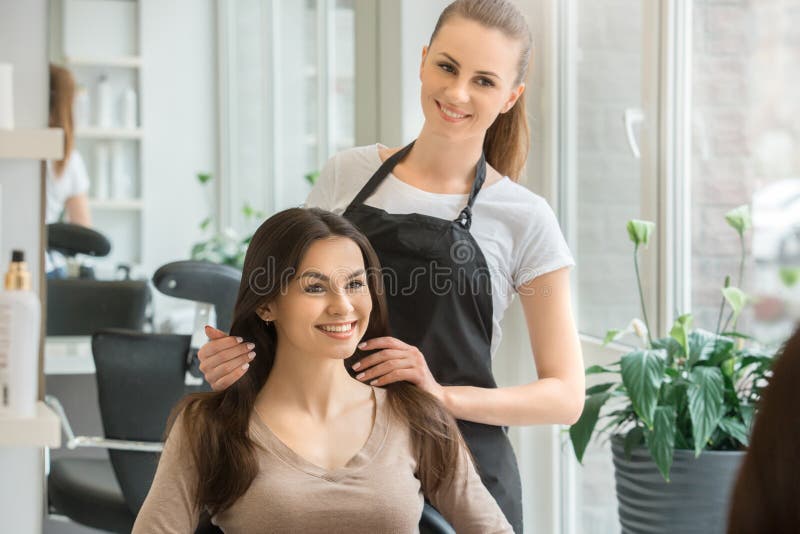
[0,250,40,417]
[73,84,90,129]
[96,75,112,128]
[111,141,132,199]
[120,87,137,129]
[94,142,110,199]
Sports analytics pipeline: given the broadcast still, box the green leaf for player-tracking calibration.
[646,405,677,481]
[199,217,212,231]
[652,336,684,366]
[197,172,212,184]
[687,367,725,457]
[242,203,254,217]
[586,363,619,375]
[659,381,687,408]
[603,329,622,346]
[569,393,612,463]
[627,220,656,247]
[724,205,752,236]
[585,382,618,395]
[623,426,645,460]
[739,354,773,371]
[620,349,666,428]
[305,170,320,185]
[722,287,748,323]
[669,314,693,362]
[688,329,734,367]
[779,267,800,288]
[740,404,755,431]
[718,417,749,447]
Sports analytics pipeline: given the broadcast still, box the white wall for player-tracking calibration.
[0,0,48,531]
[0,0,47,289]
[140,0,218,326]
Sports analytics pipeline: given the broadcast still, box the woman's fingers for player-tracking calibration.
[211,362,251,392]
[203,351,255,390]
[204,324,227,339]
[197,332,243,361]
[201,342,255,385]
[368,368,418,387]
[357,336,409,351]
[352,348,408,372]
[354,357,414,383]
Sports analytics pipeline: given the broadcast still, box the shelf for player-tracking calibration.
[0,129,64,159]
[45,336,95,375]
[89,199,144,210]
[63,55,142,68]
[76,128,142,140]
[0,402,61,448]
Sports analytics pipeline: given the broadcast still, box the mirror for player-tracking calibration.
[43,0,357,364]
[43,2,358,531]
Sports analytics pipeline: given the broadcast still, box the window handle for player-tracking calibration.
[623,108,645,159]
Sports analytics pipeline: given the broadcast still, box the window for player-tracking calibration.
[691,0,800,345]
[219,0,356,234]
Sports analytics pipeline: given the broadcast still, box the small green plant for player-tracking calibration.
[569,206,777,481]
[189,173,265,268]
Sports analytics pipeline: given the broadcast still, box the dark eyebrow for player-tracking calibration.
[298,269,366,282]
[438,52,500,79]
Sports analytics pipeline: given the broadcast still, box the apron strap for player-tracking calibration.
[346,140,487,231]
[346,141,416,210]
[455,152,487,230]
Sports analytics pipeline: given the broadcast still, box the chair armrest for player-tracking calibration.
[44,395,164,453]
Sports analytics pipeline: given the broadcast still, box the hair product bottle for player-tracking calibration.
[0,250,40,417]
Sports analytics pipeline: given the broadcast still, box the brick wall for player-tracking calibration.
[692,0,800,337]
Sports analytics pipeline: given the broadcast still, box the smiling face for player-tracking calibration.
[419,16,526,142]
[256,237,372,361]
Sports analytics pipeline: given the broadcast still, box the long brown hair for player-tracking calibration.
[170,208,464,516]
[727,325,800,533]
[49,64,75,177]
[430,0,532,181]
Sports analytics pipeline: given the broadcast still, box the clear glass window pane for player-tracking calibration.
[225,0,356,231]
[691,1,800,345]
[574,0,645,341]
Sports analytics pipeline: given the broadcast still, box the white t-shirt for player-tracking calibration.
[306,144,575,357]
[45,150,90,224]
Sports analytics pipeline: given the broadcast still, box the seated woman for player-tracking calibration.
[133,207,511,533]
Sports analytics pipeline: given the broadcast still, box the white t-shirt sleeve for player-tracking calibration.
[67,151,91,197]
[512,197,575,289]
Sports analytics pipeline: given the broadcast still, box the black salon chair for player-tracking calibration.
[46,222,150,335]
[46,260,242,533]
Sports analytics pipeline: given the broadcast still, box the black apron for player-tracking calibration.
[342,141,523,532]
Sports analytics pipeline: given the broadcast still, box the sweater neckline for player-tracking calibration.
[251,386,389,482]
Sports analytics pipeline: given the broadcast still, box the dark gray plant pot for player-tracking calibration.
[611,436,745,534]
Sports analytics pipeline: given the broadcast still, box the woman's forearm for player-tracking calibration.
[442,377,584,427]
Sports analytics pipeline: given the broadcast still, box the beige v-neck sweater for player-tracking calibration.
[132,387,512,533]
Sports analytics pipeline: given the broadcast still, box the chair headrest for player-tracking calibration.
[152,261,241,332]
[47,223,112,258]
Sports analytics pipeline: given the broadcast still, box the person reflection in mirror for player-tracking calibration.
[46,64,92,278]
[132,208,512,533]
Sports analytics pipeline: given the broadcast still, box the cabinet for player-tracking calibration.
[50,0,143,271]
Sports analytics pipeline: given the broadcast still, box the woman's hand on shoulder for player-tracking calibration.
[197,326,255,391]
[352,337,445,403]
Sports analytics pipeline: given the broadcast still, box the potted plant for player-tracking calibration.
[189,171,319,268]
[569,206,780,534]
[189,172,266,268]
